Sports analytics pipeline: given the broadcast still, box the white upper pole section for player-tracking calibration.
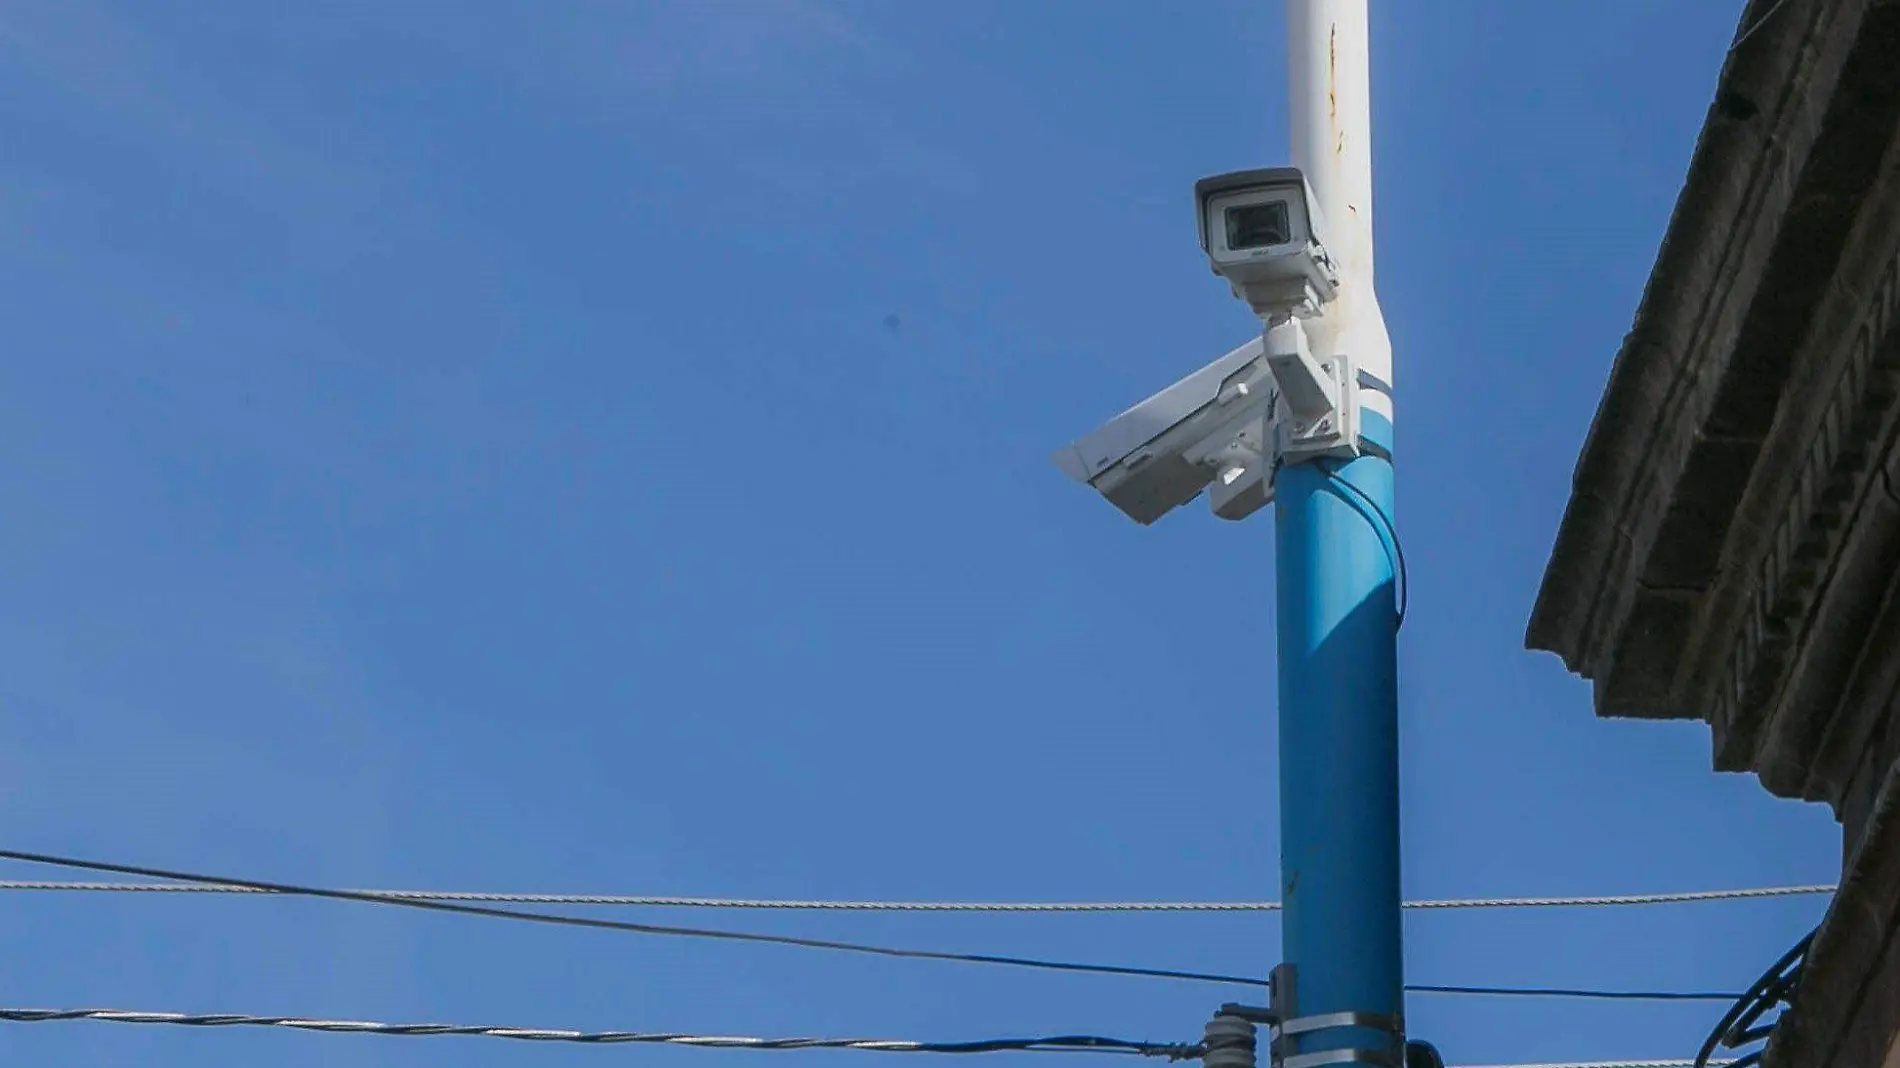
[1286,0,1374,282]
[1285,0,1392,409]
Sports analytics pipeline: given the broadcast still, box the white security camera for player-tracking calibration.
[1053,167,1359,526]
[1052,338,1280,525]
[1197,165,1358,463]
[1195,167,1338,322]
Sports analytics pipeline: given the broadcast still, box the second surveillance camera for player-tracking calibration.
[1052,337,1278,525]
[1195,167,1338,321]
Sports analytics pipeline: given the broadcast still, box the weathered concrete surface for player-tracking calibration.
[1527,1,1900,1064]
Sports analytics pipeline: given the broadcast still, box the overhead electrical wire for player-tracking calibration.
[0,848,1257,989]
[1730,0,1796,51]
[0,848,1752,1002]
[0,1006,1743,1067]
[1407,985,1740,1004]
[0,1007,1193,1057]
[1693,928,1814,1068]
[0,881,1832,912]
[1465,1062,1736,1068]
[1397,886,1829,910]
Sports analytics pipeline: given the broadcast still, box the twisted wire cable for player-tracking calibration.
[0,880,1833,912]
[0,1008,1745,1067]
[0,848,1778,1001]
[0,1007,1194,1057]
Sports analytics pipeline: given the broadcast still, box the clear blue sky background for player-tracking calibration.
[0,2,1841,1065]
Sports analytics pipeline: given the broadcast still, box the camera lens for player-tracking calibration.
[1225,201,1290,250]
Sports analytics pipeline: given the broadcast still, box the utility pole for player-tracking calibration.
[1053,1,1413,1062]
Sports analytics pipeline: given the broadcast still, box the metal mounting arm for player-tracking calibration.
[1264,318,1359,465]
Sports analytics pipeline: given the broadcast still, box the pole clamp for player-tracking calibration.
[1254,964,1405,1068]
[1204,967,1438,1068]
[1271,1012,1405,1068]
[1280,1051,1399,1068]
[1277,1012,1406,1039]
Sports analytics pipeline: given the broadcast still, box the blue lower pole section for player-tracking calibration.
[1274,410,1403,1055]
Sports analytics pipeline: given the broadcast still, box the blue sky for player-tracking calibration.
[0,2,1839,1066]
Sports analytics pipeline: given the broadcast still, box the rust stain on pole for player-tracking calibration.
[1330,23,1346,158]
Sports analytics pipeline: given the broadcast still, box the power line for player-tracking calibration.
[1730,0,1795,51]
[1401,886,1829,910]
[0,1007,1745,1067]
[1407,985,1739,1004]
[0,1007,1193,1057]
[0,848,1755,1002]
[0,848,1259,989]
[1461,1062,1734,1068]
[1694,928,1812,1068]
[0,880,1835,912]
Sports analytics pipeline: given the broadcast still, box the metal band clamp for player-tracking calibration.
[1273,1012,1404,1040]
[1269,1001,1404,1068]
[1281,1050,1400,1068]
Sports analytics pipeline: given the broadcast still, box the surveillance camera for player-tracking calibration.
[1053,338,1279,525]
[1195,167,1338,321]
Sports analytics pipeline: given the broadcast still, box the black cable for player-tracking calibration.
[0,1007,1195,1057]
[0,848,1263,988]
[0,848,1757,1004]
[1693,927,1815,1068]
[1409,984,1743,1003]
[1320,467,1409,628]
